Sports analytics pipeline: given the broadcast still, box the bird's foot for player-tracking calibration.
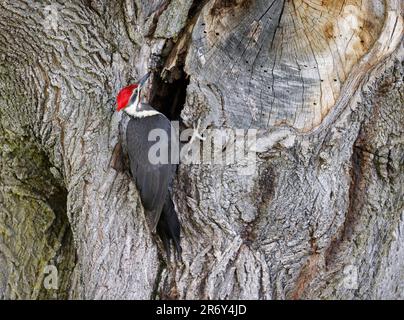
[189,119,206,144]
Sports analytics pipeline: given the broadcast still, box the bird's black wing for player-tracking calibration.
[126,114,175,232]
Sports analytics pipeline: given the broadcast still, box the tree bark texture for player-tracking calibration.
[0,0,403,299]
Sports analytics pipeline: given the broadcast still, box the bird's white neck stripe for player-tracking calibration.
[124,101,161,118]
[124,88,161,118]
[127,109,161,118]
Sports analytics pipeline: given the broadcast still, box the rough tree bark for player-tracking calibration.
[0,0,403,299]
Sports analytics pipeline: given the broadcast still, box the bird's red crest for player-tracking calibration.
[116,84,138,111]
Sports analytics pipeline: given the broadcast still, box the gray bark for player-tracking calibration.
[0,0,403,299]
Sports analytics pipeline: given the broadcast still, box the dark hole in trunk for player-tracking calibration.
[149,72,189,121]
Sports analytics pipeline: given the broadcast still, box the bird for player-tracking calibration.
[116,72,181,259]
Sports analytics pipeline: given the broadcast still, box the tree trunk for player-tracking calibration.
[0,0,402,299]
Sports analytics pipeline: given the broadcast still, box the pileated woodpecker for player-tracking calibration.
[116,73,181,258]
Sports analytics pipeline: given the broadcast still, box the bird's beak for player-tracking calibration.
[138,72,150,87]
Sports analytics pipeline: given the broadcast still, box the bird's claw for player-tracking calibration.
[189,119,206,144]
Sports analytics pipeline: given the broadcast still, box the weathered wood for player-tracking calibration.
[183,0,397,132]
[0,0,402,299]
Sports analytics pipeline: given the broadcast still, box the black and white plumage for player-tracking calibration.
[116,73,181,258]
[126,109,181,256]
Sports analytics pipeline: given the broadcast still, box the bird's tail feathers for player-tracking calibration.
[157,195,182,260]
